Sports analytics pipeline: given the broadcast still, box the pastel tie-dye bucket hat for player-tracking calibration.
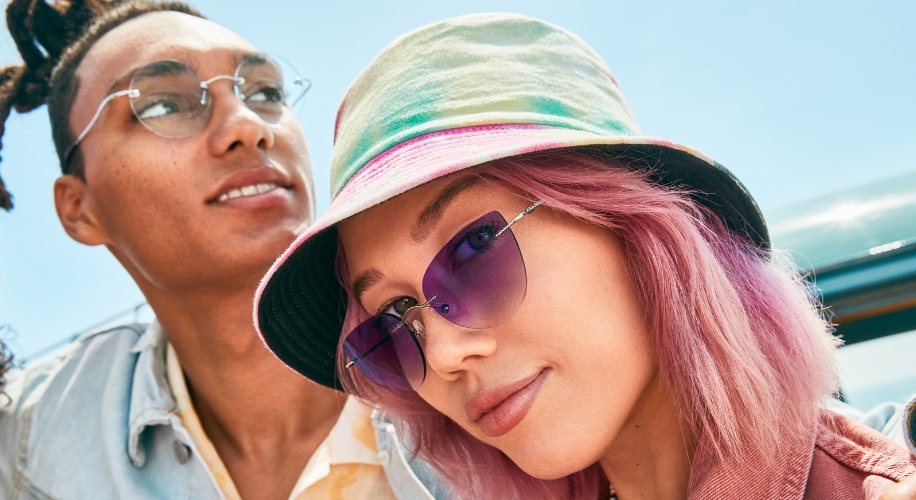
[255,13,768,389]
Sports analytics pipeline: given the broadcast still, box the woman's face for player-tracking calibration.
[338,174,660,479]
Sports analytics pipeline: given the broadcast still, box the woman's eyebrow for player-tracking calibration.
[352,176,482,303]
[411,176,483,243]
[353,268,384,305]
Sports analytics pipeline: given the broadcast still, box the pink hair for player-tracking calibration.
[335,150,839,499]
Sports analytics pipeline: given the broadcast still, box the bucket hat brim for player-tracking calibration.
[254,123,768,389]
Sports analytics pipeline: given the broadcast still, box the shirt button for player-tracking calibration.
[173,440,192,464]
[378,449,391,466]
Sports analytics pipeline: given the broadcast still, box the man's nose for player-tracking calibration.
[205,83,275,155]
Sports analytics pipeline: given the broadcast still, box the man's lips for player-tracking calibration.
[465,369,549,438]
[206,166,293,204]
[216,182,280,202]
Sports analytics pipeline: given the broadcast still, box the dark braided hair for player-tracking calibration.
[0,0,201,211]
[0,334,11,388]
[0,0,201,380]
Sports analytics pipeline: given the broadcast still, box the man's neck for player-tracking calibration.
[149,283,347,500]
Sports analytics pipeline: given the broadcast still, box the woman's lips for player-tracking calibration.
[466,369,549,438]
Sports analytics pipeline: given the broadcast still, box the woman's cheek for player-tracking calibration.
[417,377,465,423]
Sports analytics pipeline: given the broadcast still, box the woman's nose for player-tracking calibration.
[420,312,498,381]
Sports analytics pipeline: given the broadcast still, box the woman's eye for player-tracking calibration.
[452,224,496,264]
[382,297,417,317]
[468,226,494,250]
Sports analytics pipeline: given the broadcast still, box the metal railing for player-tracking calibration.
[7,302,150,367]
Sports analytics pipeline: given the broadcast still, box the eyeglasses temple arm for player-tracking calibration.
[65,88,139,163]
[288,78,312,108]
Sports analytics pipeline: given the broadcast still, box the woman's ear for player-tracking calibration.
[54,174,112,246]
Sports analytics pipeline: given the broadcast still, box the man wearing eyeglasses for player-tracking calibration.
[0,3,440,500]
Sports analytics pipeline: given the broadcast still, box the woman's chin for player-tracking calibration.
[503,445,599,480]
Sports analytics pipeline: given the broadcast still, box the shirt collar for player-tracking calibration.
[127,321,178,467]
[687,420,816,500]
[288,397,383,498]
[326,397,384,466]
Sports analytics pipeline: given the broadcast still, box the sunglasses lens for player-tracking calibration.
[129,60,210,138]
[422,211,527,329]
[343,314,426,392]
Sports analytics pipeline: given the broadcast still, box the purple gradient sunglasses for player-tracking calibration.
[343,201,543,392]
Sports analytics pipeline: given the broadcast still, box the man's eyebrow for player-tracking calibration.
[106,60,189,94]
[353,268,384,306]
[104,52,253,95]
[107,72,134,94]
[411,176,483,243]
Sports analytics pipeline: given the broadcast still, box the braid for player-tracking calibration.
[0,0,200,211]
[0,331,11,388]
[0,64,24,209]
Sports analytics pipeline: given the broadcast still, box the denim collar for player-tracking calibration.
[126,321,184,467]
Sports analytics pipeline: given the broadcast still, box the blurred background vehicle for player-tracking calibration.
[770,169,916,409]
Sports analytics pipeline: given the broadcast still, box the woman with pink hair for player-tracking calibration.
[256,13,916,499]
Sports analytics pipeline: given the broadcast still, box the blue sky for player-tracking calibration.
[0,0,914,401]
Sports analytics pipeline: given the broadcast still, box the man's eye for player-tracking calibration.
[137,102,178,119]
[382,297,417,317]
[135,94,193,120]
[245,85,285,103]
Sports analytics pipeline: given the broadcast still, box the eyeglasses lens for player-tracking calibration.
[129,61,209,138]
[343,314,426,392]
[236,54,289,125]
[127,54,308,139]
[344,211,528,392]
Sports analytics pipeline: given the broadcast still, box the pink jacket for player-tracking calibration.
[688,410,916,499]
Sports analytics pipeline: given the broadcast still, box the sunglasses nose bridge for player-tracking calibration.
[400,295,437,336]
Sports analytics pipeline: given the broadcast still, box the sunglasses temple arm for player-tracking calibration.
[495,200,543,239]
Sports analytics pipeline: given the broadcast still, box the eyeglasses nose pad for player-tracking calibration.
[232,77,247,101]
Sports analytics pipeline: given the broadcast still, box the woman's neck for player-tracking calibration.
[598,375,697,500]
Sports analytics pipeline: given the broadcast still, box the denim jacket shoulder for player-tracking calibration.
[0,322,443,500]
[828,397,916,455]
[0,323,215,499]
[372,410,451,500]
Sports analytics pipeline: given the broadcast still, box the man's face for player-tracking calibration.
[68,12,313,292]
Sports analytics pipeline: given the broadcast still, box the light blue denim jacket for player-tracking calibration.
[0,323,447,499]
[827,397,916,455]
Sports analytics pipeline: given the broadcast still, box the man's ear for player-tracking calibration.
[54,175,112,246]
